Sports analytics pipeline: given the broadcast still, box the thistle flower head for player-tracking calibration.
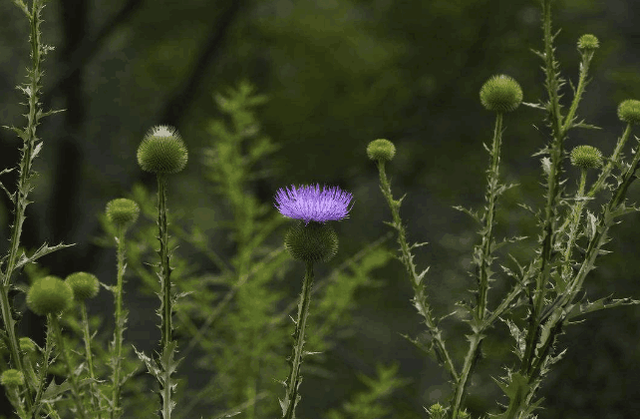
[137,125,188,174]
[106,198,139,230]
[26,276,73,316]
[480,74,523,113]
[571,145,603,169]
[19,337,37,355]
[578,34,599,51]
[274,184,354,225]
[618,99,640,125]
[0,369,25,388]
[367,138,396,162]
[66,272,100,301]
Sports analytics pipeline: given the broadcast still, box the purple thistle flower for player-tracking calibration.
[274,184,354,225]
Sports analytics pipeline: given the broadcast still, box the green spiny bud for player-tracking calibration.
[427,403,446,419]
[284,221,338,263]
[65,272,100,301]
[19,337,37,355]
[480,74,523,113]
[578,34,599,51]
[0,369,25,388]
[618,99,640,125]
[570,145,603,170]
[106,198,140,230]
[366,138,396,162]
[26,276,73,316]
[137,125,188,174]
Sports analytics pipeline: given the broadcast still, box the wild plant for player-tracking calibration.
[1,0,639,418]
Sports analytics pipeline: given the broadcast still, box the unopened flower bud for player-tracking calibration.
[578,34,599,51]
[284,221,338,263]
[570,145,603,169]
[19,337,37,356]
[66,272,100,301]
[427,403,446,419]
[106,198,139,230]
[0,369,25,388]
[137,125,188,174]
[480,74,523,113]
[618,99,640,125]
[367,139,396,162]
[26,276,73,316]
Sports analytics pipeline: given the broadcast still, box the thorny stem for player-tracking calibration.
[521,0,567,376]
[376,159,458,383]
[111,229,127,419]
[282,261,315,419]
[0,1,51,414]
[80,301,102,418]
[49,313,88,419]
[451,112,504,419]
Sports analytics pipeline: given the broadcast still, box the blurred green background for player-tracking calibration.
[1,0,640,418]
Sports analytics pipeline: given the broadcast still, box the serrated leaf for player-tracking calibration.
[566,295,640,321]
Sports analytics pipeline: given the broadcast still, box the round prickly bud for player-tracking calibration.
[427,403,446,419]
[0,369,25,388]
[571,145,603,169]
[137,125,188,174]
[26,276,73,316]
[284,221,338,263]
[65,272,100,301]
[617,99,640,125]
[106,198,139,230]
[366,138,396,162]
[480,74,523,112]
[578,34,599,51]
[19,337,36,355]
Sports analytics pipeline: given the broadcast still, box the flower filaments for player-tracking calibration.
[618,99,640,125]
[106,198,140,230]
[137,125,188,174]
[366,138,396,162]
[0,369,25,388]
[66,272,100,301]
[480,74,523,113]
[26,276,74,316]
[577,34,599,51]
[571,145,603,169]
[274,184,354,225]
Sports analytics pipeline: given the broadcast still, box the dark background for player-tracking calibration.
[1,0,640,418]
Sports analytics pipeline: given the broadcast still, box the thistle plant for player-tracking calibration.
[367,1,640,417]
[274,184,354,419]
[3,0,640,417]
[133,125,188,419]
[105,198,139,419]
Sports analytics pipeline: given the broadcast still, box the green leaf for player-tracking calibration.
[566,294,640,321]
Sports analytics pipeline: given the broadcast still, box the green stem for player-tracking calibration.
[0,2,49,413]
[521,0,566,376]
[451,113,504,419]
[588,123,633,198]
[49,313,88,419]
[111,229,127,419]
[282,261,314,419]
[80,301,101,419]
[376,159,458,383]
[157,173,176,419]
